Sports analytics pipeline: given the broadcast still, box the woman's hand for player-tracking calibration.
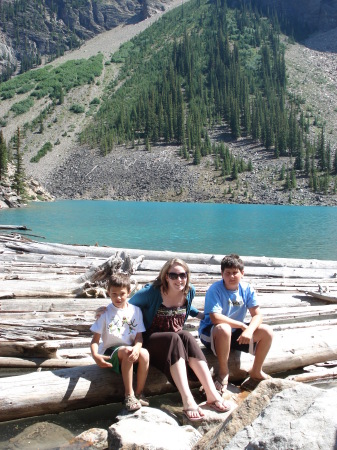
[95,306,107,319]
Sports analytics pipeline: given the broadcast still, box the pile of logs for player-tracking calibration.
[0,229,337,421]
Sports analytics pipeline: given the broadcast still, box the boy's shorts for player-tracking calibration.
[104,346,138,374]
[104,346,121,374]
[200,324,256,356]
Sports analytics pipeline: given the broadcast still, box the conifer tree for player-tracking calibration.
[13,128,26,196]
[0,130,8,181]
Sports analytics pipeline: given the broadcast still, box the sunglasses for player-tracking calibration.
[168,272,187,280]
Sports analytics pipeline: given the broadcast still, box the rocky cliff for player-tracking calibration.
[245,0,337,33]
[0,0,168,78]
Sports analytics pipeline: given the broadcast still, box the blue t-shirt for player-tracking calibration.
[198,280,258,342]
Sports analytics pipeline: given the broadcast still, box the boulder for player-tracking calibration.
[194,379,337,450]
[109,407,202,449]
[61,428,108,449]
[6,422,73,450]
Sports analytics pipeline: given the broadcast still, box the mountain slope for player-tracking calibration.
[1,0,337,206]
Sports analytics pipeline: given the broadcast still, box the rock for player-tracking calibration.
[109,406,202,449]
[6,421,74,450]
[193,378,297,450]
[225,384,337,450]
[0,199,8,209]
[61,427,108,449]
[194,379,337,450]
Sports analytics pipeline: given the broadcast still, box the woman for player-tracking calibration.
[129,258,230,421]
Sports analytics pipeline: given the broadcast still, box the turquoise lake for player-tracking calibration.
[0,200,336,260]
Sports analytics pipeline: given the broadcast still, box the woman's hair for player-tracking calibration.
[153,258,191,295]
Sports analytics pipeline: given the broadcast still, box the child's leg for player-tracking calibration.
[135,348,149,396]
[212,323,232,380]
[118,346,134,396]
[250,324,273,379]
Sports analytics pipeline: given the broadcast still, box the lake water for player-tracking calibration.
[0,200,336,260]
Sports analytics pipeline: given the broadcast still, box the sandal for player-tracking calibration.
[124,395,141,412]
[206,399,231,413]
[214,374,229,395]
[183,407,205,422]
[136,393,149,406]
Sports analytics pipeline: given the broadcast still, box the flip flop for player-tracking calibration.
[183,407,205,422]
[214,374,229,394]
[240,375,272,392]
[206,399,231,413]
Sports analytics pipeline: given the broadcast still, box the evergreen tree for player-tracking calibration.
[193,146,201,165]
[13,128,26,196]
[0,131,8,181]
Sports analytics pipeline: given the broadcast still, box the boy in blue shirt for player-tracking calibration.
[199,254,273,392]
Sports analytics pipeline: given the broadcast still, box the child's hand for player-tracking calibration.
[127,346,140,362]
[93,354,113,368]
[237,327,253,344]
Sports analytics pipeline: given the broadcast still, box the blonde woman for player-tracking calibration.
[130,258,230,421]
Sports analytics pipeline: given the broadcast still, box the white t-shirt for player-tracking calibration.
[90,302,145,354]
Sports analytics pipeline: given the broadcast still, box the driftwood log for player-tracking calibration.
[1,323,337,421]
[0,233,337,421]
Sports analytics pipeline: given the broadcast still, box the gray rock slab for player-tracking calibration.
[225,384,337,450]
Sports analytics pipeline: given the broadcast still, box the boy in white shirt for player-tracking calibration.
[90,273,149,411]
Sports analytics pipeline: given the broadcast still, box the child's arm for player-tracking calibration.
[210,312,247,330]
[127,332,143,363]
[90,333,113,368]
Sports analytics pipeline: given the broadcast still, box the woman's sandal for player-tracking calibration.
[206,398,231,413]
[124,394,142,412]
[183,407,205,422]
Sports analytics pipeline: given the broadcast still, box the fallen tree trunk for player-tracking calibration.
[286,367,337,383]
[298,290,337,304]
[0,357,94,368]
[0,325,336,421]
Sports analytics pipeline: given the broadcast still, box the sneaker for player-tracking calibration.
[124,395,141,412]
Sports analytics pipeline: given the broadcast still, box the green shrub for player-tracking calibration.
[10,97,34,116]
[90,97,100,105]
[70,104,85,113]
[1,90,15,100]
[30,141,53,163]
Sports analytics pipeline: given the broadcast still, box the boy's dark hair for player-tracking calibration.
[107,273,131,291]
[221,254,244,272]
